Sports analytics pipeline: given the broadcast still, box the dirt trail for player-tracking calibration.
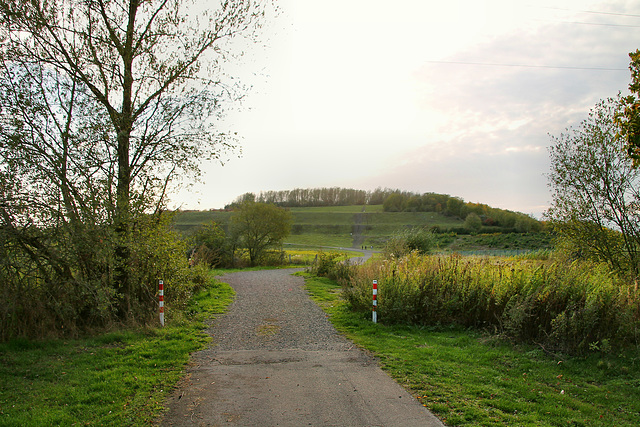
[351,205,367,249]
[162,269,443,426]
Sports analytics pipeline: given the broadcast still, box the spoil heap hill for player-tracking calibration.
[173,205,551,253]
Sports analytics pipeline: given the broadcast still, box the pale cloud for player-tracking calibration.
[173,0,640,216]
[361,132,551,215]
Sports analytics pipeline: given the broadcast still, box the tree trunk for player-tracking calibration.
[114,126,132,319]
[113,0,137,320]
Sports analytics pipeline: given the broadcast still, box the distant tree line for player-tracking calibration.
[382,192,543,233]
[225,187,543,233]
[225,187,399,208]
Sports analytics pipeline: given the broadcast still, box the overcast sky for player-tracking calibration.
[173,0,640,216]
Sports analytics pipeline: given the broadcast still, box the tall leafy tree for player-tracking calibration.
[0,0,266,317]
[231,201,291,266]
[547,97,640,278]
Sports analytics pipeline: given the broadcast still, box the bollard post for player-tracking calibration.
[159,279,165,327]
[372,279,377,323]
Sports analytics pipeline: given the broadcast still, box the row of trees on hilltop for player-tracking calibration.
[383,192,542,232]
[383,191,462,213]
[225,187,402,208]
[225,187,542,233]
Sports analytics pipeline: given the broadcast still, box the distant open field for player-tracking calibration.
[172,210,232,228]
[173,206,552,252]
[174,205,465,248]
[288,205,383,213]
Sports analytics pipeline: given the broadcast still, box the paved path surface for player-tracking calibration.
[162,269,443,426]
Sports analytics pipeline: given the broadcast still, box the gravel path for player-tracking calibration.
[204,269,349,352]
[161,269,443,426]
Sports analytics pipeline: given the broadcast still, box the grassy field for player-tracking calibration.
[174,205,553,252]
[175,205,512,249]
[284,232,353,248]
[288,205,379,213]
[0,276,234,426]
[302,273,640,426]
[172,209,232,225]
[445,232,554,252]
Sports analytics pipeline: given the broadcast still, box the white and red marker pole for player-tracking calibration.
[372,279,378,323]
[159,279,165,327]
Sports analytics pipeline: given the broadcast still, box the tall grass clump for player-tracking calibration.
[341,252,639,354]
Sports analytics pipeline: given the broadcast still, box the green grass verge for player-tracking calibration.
[284,233,353,247]
[301,273,640,426]
[0,276,234,426]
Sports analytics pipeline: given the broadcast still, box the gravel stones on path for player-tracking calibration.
[162,268,443,427]
[203,269,350,353]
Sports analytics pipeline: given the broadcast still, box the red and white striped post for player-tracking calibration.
[159,279,165,327]
[372,279,378,323]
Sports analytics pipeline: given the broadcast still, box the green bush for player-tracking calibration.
[383,228,435,258]
[129,214,209,317]
[0,213,208,341]
[307,251,353,282]
[188,221,235,268]
[464,212,482,233]
[259,249,287,266]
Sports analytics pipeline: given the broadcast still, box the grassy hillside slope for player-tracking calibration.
[173,205,552,252]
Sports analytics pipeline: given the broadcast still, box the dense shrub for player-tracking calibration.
[464,213,482,232]
[258,249,288,266]
[307,251,353,282]
[128,215,210,316]
[383,228,435,258]
[0,214,208,341]
[340,252,639,354]
[188,221,233,268]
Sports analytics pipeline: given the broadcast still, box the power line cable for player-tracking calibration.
[536,19,640,28]
[424,60,627,71]
[532,5,640,19]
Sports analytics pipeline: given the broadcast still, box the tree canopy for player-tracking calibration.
[0,0,266,336]
[231,201,292,266]
[547,97,640,278]
[617,50,640,164]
